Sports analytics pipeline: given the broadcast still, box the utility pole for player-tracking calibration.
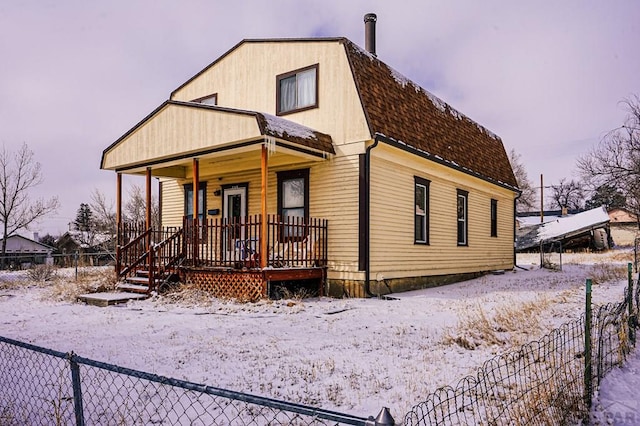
[540,174,544,223]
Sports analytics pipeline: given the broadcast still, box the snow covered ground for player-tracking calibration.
[0,250,637,421]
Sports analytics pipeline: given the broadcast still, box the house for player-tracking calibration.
[607,207,639,247]
[100,15,519,299]
[0,235,54,269]
[56,231,116,267]
[516,206,611,252]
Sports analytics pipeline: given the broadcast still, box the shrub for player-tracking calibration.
[26,264,57,282]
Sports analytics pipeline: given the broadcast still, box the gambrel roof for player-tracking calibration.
[104,36,517,190]
[342,39,518,189]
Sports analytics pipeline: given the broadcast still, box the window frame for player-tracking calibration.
[183,182,207,220]
[414,176,430,245]
[191,93,218,106]
[277,168,310,241]
[490,199,498,238]
[457,189,468,246]
[276,64,319,116]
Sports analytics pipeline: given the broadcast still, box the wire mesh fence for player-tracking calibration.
[2,267,638,425]
[540,240,563,271]
[0,337,383,426]
[403,271,640,425]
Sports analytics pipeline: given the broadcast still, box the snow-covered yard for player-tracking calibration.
[0,250,636,420]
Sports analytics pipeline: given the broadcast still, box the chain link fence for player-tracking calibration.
[0,251,116,271]
[403,269,639,425]
[2,265,639,425]
[0,336,393,426]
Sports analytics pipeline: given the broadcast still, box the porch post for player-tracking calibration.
[116,173,122,239]
[260,144,268,269]
[145,167,152,231]
[192,158,200,265]
[116,173,122,274]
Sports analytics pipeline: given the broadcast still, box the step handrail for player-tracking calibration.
[149,227,185,292]
[118,228,152,278]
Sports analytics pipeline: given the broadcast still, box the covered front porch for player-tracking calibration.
[117,215,328,299]
[101,101,334,299]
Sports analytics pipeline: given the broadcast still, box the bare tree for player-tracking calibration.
[124,184,160,229]
[90,189,116,233]
[0,143,59,263]
[578,95,640,220]
[508,149,536,212]
[548,178,584,211]
[89,189,117,255]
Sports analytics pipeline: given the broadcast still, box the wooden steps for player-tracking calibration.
[116,268,169,294]
[78,292,147,307]
[115,283,150,293]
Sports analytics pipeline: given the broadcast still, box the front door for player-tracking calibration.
[223,186,247,255]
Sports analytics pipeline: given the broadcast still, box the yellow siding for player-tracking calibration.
[160,141,516,281]
[171,41,370,146]
[103,104,262,171]
[160,179,184,228]
[309,154,360,272]
[369,143,516,279]
[159,152,362,274]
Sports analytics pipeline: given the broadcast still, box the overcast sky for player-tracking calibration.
[1,1,639,237]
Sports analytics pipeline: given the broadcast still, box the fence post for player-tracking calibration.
[584,278,592,410]
[629,263,636,345]
[74,250,79,281]
[365,407,394,426]
[68,352,85,426]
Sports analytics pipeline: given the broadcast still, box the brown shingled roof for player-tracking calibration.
[343,40,518,189]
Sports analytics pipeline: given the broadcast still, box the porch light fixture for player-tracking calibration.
[213,189,221,196]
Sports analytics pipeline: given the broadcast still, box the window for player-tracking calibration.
[192,93,217,106]
[414,177,430,244]
[277,169,309,238]
[457,189,468,246]
[184,183,207,220]
[490,199,498,237]
[276,65,318,115]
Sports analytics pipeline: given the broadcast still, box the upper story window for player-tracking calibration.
[192,93,217,106]
[276,64,318,115]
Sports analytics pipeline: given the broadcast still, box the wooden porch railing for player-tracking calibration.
[184,215,328,269]
[117,223,184,292]
[117,215,328,285]
[151,227,184,281]
[117,222,150,278]
[266,215,328,269]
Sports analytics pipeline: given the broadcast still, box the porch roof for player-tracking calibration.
[101,101,334,174]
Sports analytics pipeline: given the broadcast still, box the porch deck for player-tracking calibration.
[116,215,328,299]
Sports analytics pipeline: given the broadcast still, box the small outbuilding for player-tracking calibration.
[0,235,54,269]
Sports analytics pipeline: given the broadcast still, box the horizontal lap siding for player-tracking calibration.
[310,155,360,271]
[160,180,184,228]
[369,144,515,278]
[159,156,360,273]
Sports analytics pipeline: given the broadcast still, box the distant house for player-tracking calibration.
[100,15,519,298]
[516,206,611,252]
[607,208,639,247]
[0,235,54,269]
[56,231,116,267]
[608,208,638,225]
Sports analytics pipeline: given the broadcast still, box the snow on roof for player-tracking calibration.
[516,206,610,251]
[537,206,610,241]
[260,113,317,140]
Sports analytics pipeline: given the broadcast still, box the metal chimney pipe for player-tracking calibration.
[364,13,377,56]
